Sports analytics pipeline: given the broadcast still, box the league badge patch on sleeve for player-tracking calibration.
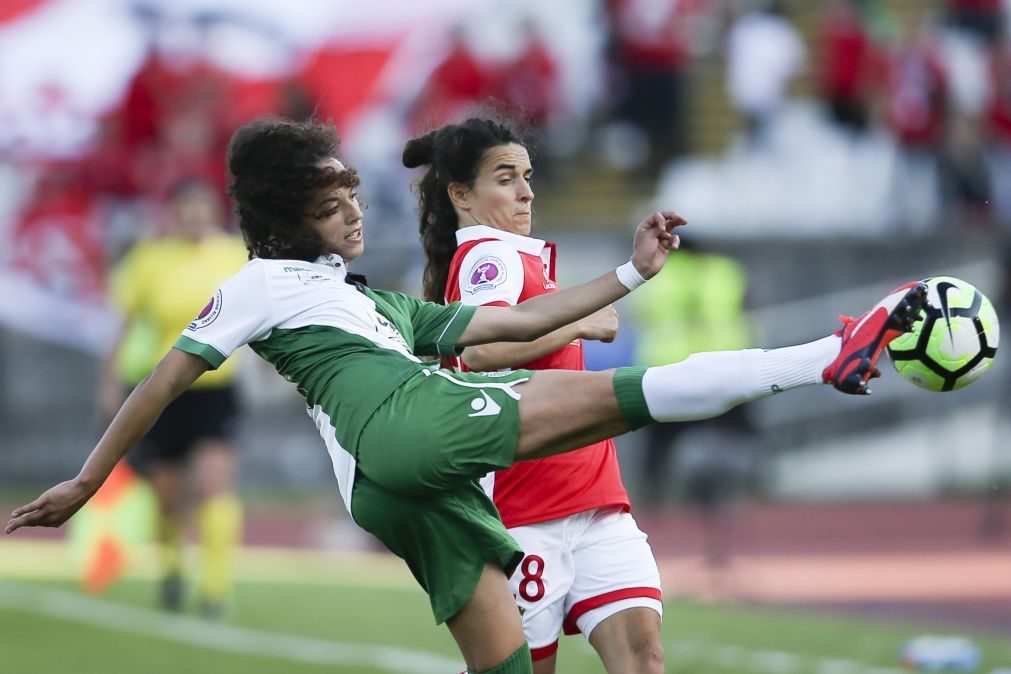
[465,256,507,295]
[188,290,222,330]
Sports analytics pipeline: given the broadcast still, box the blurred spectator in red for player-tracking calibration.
[81,38,231,203]
[136,47,230,196]
[71,47,183,202]
[499,17,559,175]
[78,117,138,199]
[412,26,495,128]
[985,27,1011,228]
[277,80,316,123]
[819,0,882,133]
[120,48,177,160]
[131,102,229,200]
[501,18,559,132]
[988,37,1011,145]
[884,15,948,229]
[606,0,695,171]
[10,168,105,300]
[885,19,947,149]
[725,0,806,146]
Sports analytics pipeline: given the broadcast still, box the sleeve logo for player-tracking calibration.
[375,314,410,351]
[188,290,222,330]
[464,256,507,294]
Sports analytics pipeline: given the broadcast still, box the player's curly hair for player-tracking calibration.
[227,117,360,261]
[403,118,527,302]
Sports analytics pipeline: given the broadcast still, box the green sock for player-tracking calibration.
[613,366,653,430]
[469,642,532,674]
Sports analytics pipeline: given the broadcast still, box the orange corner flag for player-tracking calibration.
[69,461,156,595]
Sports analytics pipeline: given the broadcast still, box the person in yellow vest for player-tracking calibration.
[99,177,248,617]
[629,244,758,575]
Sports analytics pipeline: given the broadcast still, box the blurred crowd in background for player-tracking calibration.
[4,0,1011,301]
[1,0,1009,520]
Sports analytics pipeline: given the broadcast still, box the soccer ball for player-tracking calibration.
[887,276,1000,391]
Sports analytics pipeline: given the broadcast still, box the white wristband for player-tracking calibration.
[615,260,647,291]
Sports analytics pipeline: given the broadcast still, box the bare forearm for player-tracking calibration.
[511,273,627,337]
[461,271,626,346]
[4,349,209,534]
[458,210,685,347]
[462,323,583,371]
[79,351,206,491]
[80,380,169,488]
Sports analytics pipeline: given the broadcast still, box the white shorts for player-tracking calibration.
[507,507,663,660]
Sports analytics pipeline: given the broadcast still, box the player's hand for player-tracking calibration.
[578,305,619,343]
[5,478,95,534]
[630,211,686,280]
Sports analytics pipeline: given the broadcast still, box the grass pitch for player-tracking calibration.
[1,540,1009,673]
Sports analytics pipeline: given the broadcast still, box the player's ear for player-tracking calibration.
[447,182,470,211]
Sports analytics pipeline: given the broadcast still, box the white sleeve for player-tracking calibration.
[175,261,274,368]
[455,240,525,307]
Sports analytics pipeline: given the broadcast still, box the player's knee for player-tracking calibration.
[628,631,664,674]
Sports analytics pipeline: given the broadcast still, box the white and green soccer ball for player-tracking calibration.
[887,276,1000,392]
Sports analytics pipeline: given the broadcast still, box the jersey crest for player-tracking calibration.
[188,290,223,331]
[465,255,507,295]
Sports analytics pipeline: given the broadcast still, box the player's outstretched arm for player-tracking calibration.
[458,211,684,347]
[5,349,209,534]
[461,305,618,371]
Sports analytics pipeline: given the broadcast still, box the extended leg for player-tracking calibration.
[514,282,928,460]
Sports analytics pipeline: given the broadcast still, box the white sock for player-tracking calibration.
[641,336,839,423]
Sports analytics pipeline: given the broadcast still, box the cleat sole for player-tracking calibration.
[853,282,929,394]
[831,282,930,395]
[884,283,928,331]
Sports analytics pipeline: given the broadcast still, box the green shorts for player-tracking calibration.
[351,368,533,623]
[351,474,523,624]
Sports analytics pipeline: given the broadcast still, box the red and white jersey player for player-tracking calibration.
[445,224,663,663]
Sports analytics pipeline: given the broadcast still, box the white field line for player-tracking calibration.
[665,639,906,674]
[0,580,462,674]
[0,540,418,588]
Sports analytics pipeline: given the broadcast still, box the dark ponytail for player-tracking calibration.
[404,118,525,302]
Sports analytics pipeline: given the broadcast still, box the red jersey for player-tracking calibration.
[445,225,630,528]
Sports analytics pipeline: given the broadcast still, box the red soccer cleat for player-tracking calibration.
[822,281,929,394]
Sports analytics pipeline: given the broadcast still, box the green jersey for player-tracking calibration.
[173,254,476,511]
